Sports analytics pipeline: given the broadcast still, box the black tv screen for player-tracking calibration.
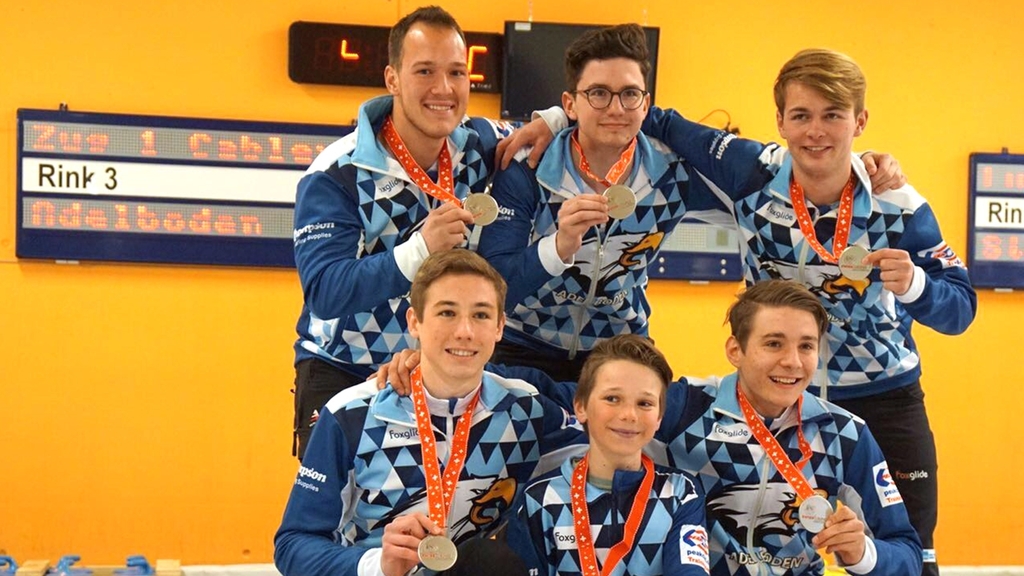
[501,21,659,121]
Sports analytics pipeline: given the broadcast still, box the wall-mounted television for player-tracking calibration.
[501,21,660,121]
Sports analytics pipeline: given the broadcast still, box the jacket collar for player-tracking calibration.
[370,371,511,426]
[350,95,472,175]
[765,152,873,218]
[711,373,831,426]
[535,128,670,199]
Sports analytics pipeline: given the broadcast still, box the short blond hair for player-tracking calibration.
[774,48,866,115]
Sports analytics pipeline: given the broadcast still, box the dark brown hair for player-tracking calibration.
[388,6,465,68]
[726,280,829,350]
[564,24,650,91]
[409,249,506,319]
[575,334,672,416]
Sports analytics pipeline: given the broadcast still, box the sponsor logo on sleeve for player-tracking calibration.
[872,462,904,507]
[920,242,965,269]
[295,465,328,492]
[680,526,709,571]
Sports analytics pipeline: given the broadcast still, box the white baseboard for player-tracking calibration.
[942,565,1024,569]
[180,563,1024,576]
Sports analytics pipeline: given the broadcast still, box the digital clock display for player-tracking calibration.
[288,22,502,94]
[967,153,1024,288]
[17,108,352,267]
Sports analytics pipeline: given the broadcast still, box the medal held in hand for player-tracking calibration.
[789,175,874,280]
[798,494,834,533]
[570,130,638,219]
[837,245,872,281]
[736,387,836,533]
[603,185,637,220]
[418,534,459,571]
[463,193,499,226]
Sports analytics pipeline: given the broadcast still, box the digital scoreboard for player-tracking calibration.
[288,22,502,94]
[967,152,1024,289]
[17,109,352,267]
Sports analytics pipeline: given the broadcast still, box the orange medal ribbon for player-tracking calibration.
[570,453,655,576]
[736,386,815,500]
[788,175,856,264]
[570,130,637,189]
[381,116,458,205]
[410,366,481,529]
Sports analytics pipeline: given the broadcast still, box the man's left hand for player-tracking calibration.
[496,118,554,170]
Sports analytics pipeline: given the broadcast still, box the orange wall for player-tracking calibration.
[1,0,1021,566]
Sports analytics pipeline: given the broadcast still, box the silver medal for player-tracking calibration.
[837,245,872,280]
[418,534,458,571]
[463,193,499,226]
[798,495,834,533]
[603,185,637,219]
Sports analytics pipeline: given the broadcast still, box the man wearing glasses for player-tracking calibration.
[477,23,773,381]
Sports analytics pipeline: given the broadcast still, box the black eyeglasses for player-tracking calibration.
[573,87,648,110]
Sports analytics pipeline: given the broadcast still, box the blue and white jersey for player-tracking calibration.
[478,124,769,357]
[651,375,922,575]
[274,371,583,576]
[642,108,977,399]
[292,95,514,378]
[700,154,976,399]
[506,456,710,576]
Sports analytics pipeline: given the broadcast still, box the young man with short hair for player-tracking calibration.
[477,28,905,384]
[289,5,557,460]
[275,249,581,576]
[653,280,922,575]
[478,24,773,382]
[650,49,975,574]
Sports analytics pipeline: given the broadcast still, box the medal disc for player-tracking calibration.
[464,193,499,226]
[418,534,458,571]
[603,185,637,219]
[798,495,834,533]
[838,245,872,280]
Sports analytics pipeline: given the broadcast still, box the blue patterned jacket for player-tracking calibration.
[506,456,710,576]
[274,371,583,576]
[642,108,977,399]
[693,153,975,399]
[478,127,768,358]
[650,375,922,575]
[292,95,513,378]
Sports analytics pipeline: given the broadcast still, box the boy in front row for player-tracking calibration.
[653,280,921,575]
[506,335,710,576]
[275,250,582,576]
[386,280,921,574]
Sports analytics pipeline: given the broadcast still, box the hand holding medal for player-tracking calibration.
[570,130,638,220]
[811,501,868,567]
[859,248,916,295]
[381,117,488,254]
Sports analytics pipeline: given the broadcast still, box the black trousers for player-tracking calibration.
[438,534,528,576]
[834,381,938,576]
[491,340,589,383]
[292,358,364,461]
